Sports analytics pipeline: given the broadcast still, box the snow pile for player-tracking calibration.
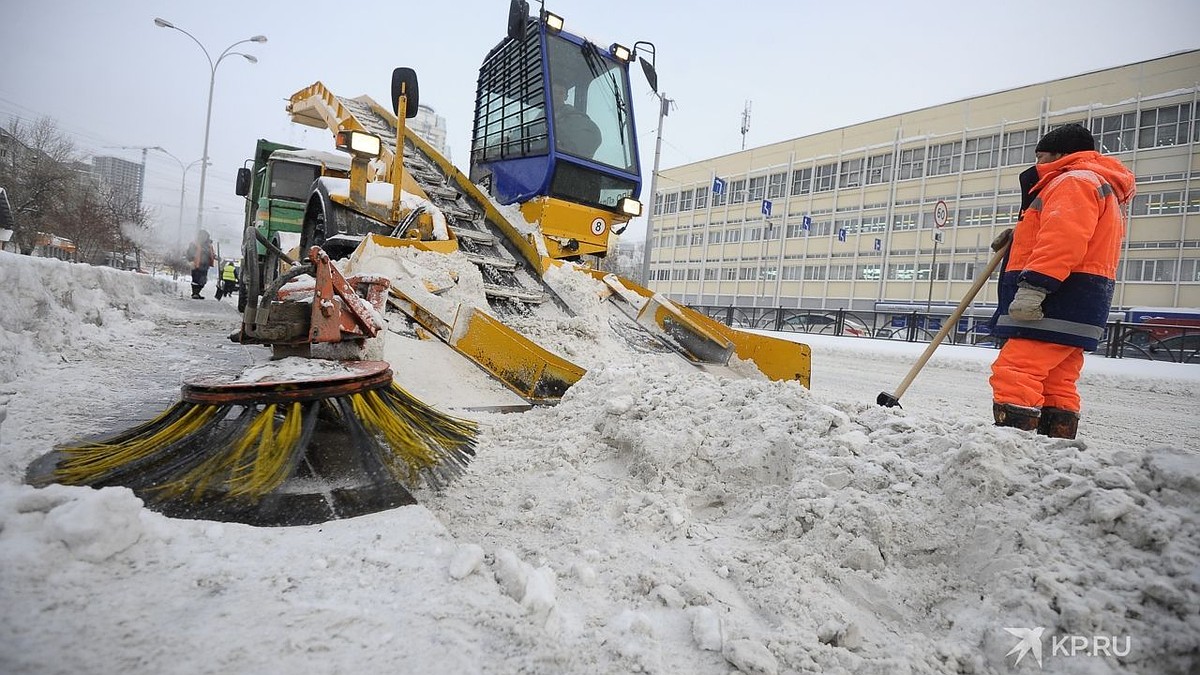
[439,358,1200,674]
[0,251,1197,674]
[0,251,185,381]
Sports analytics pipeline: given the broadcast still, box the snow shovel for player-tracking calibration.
[877,231,1011,408]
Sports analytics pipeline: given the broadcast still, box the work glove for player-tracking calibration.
[1008,283,1047,321]
[991,228,1013,252]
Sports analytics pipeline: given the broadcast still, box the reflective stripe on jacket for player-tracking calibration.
[992,151,1135,350]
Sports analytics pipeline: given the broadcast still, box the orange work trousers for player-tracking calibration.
[990,337,1084,412]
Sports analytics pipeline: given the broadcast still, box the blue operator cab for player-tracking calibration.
[469,1,655,259]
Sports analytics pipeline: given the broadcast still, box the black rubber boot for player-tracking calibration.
[1038,407,1080,439]
[993,403,1040,431]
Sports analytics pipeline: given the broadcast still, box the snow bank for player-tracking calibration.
[0,251,185,382]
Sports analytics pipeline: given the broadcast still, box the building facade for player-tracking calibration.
[410,104,450,160]
[91,155,144,209]
[646,50,1200,312]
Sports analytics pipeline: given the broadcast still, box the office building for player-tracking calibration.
[646,50,1200,312]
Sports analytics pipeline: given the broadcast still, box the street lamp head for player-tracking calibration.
[239,53,258,64]
[250,35,267,43]
[153,17,174,29]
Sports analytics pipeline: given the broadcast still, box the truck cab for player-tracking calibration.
[235,139,351,309]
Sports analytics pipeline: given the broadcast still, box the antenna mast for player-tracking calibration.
[740,100,752,150]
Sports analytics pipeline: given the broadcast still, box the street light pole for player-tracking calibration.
[638,93,672,287]
[154,18,265,235]
[151,147,203,247]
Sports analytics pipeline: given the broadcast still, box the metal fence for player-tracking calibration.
[689,305,1200,364]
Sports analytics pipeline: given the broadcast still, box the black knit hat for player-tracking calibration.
[1035,123,1096,155]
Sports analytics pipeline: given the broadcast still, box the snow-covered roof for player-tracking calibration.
[271,148,352,171]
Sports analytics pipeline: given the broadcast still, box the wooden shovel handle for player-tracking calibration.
[889,241,1010,401]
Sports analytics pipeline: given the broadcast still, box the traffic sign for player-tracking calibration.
[934,200,949,228]
[874,238,882,252]
[837,228,847,242]
[761,200,772,216]
[712,177,726,195]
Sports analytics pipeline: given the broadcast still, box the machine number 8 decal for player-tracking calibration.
[591,218,607,236]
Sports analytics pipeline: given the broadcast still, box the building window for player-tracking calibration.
[690,232,704,246]
[747,175,767,201]
[1003,128,1039,166]
[892,212,918,231]
[1180,259,1199,282]
[995,203,1020,224]
[704,268,718,280]
[1131,191,1194,215]
[679,189,694,211]
[652,193,663,216]
[686,268,701,281]
[729,179,747,203]
[664,192,679,214]
[865,152,892,185]
[707,230,722,244]
[897,147,924,180]
[962,135,999,171]
[767,171,787,199]
[1121,259,1177,282]
[958,205,993,226]
[694,185,709,210]
[802,265,826,281]
[926,140,962,176]
[950,261,979,280]
[739,267,757,280]
[782,265,802,280]
[724,229,741,243]
[814,162,837,192]
[721,267,737,280]
[1139,103,1193,149]
[1090,112,1137,154]
[712,184,727,207]
[858,264,881,280]
[836,217,859,235]
[790,167,813,196]
[860,215,887,233]
[838,157,863,189]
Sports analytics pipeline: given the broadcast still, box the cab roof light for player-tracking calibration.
[542,11,564,33]
[618,197,642,217]
[610,43,631,62]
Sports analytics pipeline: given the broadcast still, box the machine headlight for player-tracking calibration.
[610,43,631,62]
[335,130,382,158]
[542,11,564,32]
[618,197,642,217]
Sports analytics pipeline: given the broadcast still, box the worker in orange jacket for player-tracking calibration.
[989,124,1135,439]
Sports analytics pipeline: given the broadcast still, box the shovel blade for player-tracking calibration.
[876,391,902,408]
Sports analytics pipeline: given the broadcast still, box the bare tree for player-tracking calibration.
[0,117,81,254]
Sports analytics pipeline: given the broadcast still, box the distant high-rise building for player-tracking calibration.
[91,156,144,211]
[410,104,450,160]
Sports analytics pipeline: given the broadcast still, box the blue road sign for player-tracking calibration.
[761,200,772,216]
[874,238,882,251]
[837,228,847,242]
[712,177,726,195]
[802,215,811,231]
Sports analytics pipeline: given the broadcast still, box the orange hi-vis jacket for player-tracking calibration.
[992,151,1136,350]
